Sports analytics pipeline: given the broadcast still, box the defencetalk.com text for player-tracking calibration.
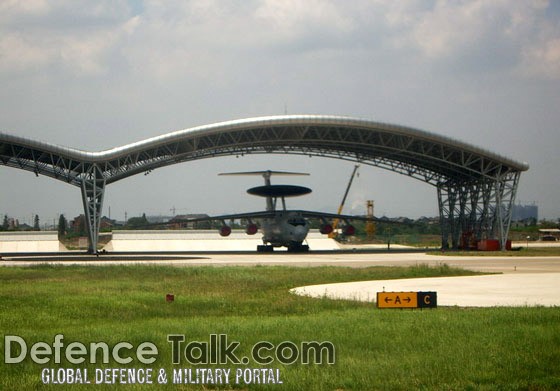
[4,333,335,385]
[4,334,335,365]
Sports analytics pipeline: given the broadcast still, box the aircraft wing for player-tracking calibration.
[288,210,390,223]
[138,209,407,240]
[171,210,396,224]
[169,211,276,224]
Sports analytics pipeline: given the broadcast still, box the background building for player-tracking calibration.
[512,204,538,222]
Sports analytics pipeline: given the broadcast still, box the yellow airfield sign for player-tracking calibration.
[376,291,437,309]
[377,292,418,308]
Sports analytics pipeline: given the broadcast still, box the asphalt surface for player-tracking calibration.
[291,273,560,307]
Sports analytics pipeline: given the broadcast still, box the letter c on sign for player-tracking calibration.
[424,295,431,305]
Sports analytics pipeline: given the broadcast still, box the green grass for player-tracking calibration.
[1,264,559,390]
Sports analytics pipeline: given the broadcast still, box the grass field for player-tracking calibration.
[1,264,559,390]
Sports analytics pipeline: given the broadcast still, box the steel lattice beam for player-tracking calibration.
[1,115,528,252]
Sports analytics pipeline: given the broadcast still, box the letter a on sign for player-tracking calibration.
[376,292,418,308]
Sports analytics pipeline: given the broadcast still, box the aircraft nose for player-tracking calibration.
[293,226,308,240]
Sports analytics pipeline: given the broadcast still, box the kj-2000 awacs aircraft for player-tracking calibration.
[173,170,378,252]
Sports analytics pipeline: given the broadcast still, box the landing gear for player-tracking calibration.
[287,243,309,253]
[256,243,309,252]
[257,245,274,253]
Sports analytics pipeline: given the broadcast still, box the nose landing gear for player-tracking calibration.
[256,242,309,252]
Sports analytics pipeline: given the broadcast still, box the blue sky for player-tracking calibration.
[1,0,559,224]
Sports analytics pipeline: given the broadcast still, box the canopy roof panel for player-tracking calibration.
[1,115,529,186]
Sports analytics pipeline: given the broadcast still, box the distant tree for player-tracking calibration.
[126,213,149,228]
[33,214,40,231]
[58,214,68,238]
[72,215,87,236]
[539,219,559,229]
[2,214,8,230]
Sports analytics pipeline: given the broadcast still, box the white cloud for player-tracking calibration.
[0,0,50,17]
[376,0,560,80]
[2,0,559,79]
[0,23,136,76]
[0,0,137,75]
[512,2,560,80]
[254,0,353,41]
[413,2,485,58]
[386,0,515,59]
[0,33,50,72]
[116,1,356,84]
[520,37,560,79]
[58,27,123,75]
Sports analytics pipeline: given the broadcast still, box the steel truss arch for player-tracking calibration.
[1,115,528,253]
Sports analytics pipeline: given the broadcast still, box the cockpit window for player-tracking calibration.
[288,218,306,227]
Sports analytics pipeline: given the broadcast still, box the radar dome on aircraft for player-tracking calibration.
[247,185,312,198]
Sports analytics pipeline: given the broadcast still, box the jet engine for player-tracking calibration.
[343,225,356,236]
[320,224,333,235]
[219,225,232,237]
[245,223,258,235]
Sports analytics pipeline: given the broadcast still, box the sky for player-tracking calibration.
[1,0,560,226]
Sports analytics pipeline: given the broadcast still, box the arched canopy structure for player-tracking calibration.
[1,115,528,252]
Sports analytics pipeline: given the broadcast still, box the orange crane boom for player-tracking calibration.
[329,164,360,238]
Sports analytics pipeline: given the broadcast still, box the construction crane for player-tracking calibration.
[366,200,375,239]
[170,207,188,216]
[329,164,360,238]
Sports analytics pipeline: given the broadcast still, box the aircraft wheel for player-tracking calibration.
[288,244,309,253]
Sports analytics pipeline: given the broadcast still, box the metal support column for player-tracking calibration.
[80,164,106,254]
[476,179,494,240]
[437,184,449,249]
[438,173,521,251]
[493,172,520,250]
[437,182,460,249]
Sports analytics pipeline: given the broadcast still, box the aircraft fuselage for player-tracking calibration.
[260,212,309,249]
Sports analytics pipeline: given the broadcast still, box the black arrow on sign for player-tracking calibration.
[404,297,411,303]
[384,297,392,303]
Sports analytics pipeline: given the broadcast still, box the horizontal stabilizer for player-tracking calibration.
[219,170,309,176]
